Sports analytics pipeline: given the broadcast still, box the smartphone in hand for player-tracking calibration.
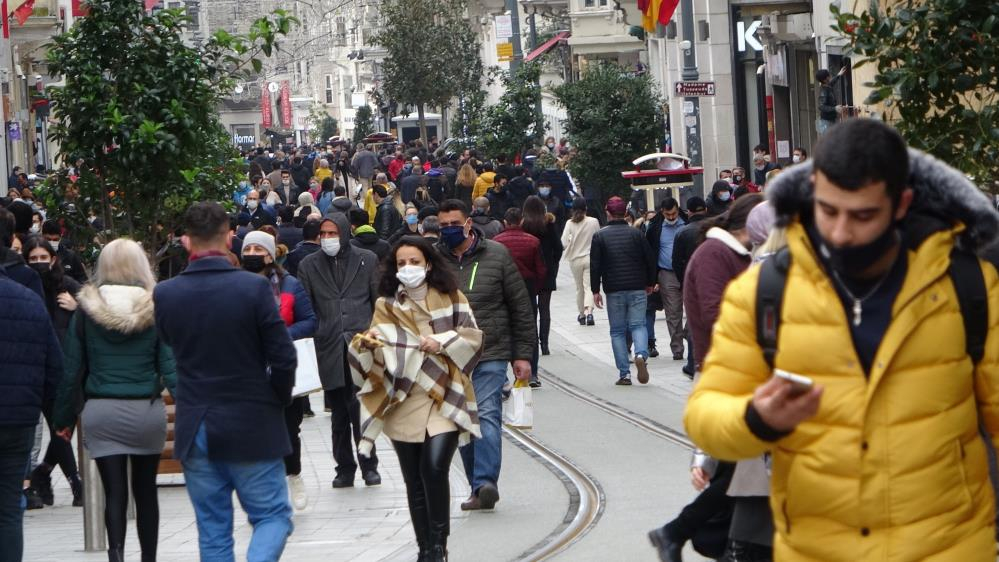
[773,369,814,397]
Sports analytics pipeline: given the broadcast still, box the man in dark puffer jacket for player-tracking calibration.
[0,263,63,559]
[436,199,535,512]
[590,196,656,386]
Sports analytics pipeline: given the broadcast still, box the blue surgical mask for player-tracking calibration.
[539,187,551,198]
[718,191,731,202]
[405,214,418,226]
[440,225,467,249]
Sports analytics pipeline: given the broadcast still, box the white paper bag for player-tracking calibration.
[502,380,533,429]
[292,338,322,397]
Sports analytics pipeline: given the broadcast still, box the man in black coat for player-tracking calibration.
[372,184,401,240]
[285,219,321,277]
[296,212,381,488]
[41,220,88,284]
[153,202,297,561]
[590,196,656,385]
[277,206,304,250]
[348,208,389,259]
[670,196,708,377]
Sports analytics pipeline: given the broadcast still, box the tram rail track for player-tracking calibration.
[505,367,695,560]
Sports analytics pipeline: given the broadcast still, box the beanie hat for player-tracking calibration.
[242,230,276,259]
[745,201,776,246]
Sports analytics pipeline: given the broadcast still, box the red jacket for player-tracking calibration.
[388,158,405,180]
[682,230,751,367]
[493,225,546,295]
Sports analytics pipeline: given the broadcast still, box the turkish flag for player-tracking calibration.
[144,0,158,11]
[13,0,35,25]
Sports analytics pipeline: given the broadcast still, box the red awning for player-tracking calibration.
[525,31,570,62]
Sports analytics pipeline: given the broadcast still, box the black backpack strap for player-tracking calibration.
[756,248,792,370]
[949,249,988,366]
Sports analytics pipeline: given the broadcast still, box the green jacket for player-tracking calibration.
[53,284,177,430]
[437,230,536,363]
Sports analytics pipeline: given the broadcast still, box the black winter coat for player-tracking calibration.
[374,200,402,240]
[670,214,707,289]
[590,221,656,294]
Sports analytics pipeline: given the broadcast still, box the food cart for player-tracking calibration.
[621,153,704,211]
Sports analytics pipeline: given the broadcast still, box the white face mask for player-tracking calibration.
[49,240,60,252]
[247,199,259,210]
[396,264,427,289]
[282,179,291,185]
[321,237,341,256]
[792,154,802,164]
[30,223,39,234]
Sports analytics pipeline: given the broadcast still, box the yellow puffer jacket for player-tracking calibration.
[472,171,496,201]
[685,148,999,561]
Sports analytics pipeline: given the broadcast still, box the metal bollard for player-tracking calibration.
[78,425,106,552]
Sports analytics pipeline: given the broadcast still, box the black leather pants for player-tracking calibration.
[392,431,459,549]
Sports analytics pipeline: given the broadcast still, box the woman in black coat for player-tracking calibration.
[21,235,83,508]
[522,196,563,375]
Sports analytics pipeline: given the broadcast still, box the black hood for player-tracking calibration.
[766,148,999,255]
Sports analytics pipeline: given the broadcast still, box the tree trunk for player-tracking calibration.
[418,103,427,146]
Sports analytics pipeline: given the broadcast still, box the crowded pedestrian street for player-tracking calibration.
[3,0,999,561]
[21,265,713,562]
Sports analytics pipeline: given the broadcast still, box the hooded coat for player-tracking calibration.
[685,150,999,561]
[297,212,379,390]
[54,285,177,430]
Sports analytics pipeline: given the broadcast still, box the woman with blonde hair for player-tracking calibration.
[54,238,176,562]
[455,164,478,209]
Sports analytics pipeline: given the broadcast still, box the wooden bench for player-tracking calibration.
[158,392,182,474]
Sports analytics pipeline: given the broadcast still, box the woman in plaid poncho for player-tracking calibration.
[348,236,482,562]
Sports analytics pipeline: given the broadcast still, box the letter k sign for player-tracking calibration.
[737,20,763,52]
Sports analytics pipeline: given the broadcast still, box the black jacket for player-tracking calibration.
[818,75,842,121]
[351,229,390,260]
[671,214,707,288]
[56,246,88,284]
[374,199,402,240]
[506,176,535,211]
[1,247,42,299]
[436,230,536,363]
[277,224,303,251]
[290,162,312,192]
[706,194,731,217]
[590,221,656,294]
[285,241,320,277]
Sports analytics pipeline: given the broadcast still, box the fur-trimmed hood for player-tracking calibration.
[77,284,155,334]
[765,148,999,254]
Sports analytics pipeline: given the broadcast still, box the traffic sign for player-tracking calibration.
[496,42,514,62]
[675,81,716,97]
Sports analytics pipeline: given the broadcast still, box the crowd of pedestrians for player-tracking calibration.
[4,119,999,562]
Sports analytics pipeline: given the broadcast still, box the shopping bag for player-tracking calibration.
[502,379,533,430]
[292,338,322,397]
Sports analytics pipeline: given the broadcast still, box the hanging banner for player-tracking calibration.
[280,81,292,128]
[261,84,272,129]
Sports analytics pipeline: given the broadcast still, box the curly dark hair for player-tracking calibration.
[378,235,459,297]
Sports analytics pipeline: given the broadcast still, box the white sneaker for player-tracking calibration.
[288,474,308,510]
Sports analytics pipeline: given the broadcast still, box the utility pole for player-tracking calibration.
[679,0,703,197]
[505,0,523,73]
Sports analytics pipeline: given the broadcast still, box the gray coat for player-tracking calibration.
[351,149,379,180]
[297,212,379,390]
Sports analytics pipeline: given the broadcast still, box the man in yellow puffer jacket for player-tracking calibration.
[685,119,999,561]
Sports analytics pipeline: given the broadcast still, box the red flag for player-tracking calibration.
[261,85,272,129]
[1,0,9,38]
[13,0,35,25]
[659,0,680,26]
[144,0,158,11]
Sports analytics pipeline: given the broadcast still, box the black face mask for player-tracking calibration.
[242,255,267,273]
[816,223,899,278]
[29,262,52,280]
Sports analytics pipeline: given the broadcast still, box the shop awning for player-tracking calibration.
[525,31,570,62]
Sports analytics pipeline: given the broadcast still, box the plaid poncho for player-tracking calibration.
[348,286,483,457]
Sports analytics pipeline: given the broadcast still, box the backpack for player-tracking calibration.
[755,247,988,370]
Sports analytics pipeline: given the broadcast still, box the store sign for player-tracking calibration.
[496,42,514,62]
[675,81,716,96]
[280,81,292,128]
[232,125,256,148]
[737,20,763,52]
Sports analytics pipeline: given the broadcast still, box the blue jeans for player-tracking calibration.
[459,360,507,493]
[0,426,34,562]
[183,423,293,562]
[646,309,656,342]
[607,290,649,377]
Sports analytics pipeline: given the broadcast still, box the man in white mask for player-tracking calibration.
[295,212,382,489]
